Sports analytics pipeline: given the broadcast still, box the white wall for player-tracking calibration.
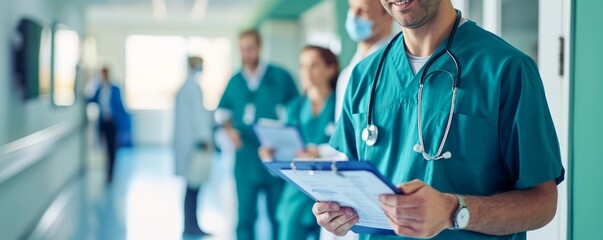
[259,19,303,87]
[0,0,86,239]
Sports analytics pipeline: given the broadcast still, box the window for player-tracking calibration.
[186,37,232,110]
[52,27,80,106]
[125,35,231,110]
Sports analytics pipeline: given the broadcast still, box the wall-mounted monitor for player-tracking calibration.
[51,24,80,107]
[12,18,52,101]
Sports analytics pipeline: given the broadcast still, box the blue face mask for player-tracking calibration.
[345,11,374,41]
[189,66,203,80]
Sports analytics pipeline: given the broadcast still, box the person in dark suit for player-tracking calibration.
[89,67,129,184]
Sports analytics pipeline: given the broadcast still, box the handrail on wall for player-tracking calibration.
[0,122,76,184]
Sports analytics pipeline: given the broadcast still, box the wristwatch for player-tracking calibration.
[452,194,470,230]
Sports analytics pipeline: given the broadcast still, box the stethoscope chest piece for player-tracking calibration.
[362,124,379,146]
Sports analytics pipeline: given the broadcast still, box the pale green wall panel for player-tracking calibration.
[571,0,603,239]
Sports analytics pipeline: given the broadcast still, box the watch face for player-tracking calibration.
[456,208,470,229]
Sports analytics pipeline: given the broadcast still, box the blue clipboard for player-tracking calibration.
[263,160,402,235]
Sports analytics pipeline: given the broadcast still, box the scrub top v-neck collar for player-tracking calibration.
[391,19,471,91]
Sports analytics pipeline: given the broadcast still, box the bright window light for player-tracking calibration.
[125,35,231,110]
[53,28,80,106]
[126,35,187,110]
[186,37,232,110]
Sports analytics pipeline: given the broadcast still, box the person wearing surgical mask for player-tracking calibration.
[259,45,340,240]
[335,0,394,123]
[320,1,393,239]
[173,56,214,237]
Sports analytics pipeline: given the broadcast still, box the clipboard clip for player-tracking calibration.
[290,159,344,177]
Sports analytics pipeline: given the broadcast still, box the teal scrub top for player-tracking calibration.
[329,21,565,240]
[277,94,336,225]
[285,94,336,146]
[218,64,299,183]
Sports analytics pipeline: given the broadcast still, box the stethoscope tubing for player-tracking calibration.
[364,10,463,161]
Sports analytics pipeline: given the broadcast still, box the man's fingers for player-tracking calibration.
[333,214,359,236]
[380,204,423,223]
[312,202,358,236]
[313,202,340,214]
[385,213,419,237]
[398,179,426,194]
[329,208,357,226]
[379,194,417,209]
[317,210,345,227]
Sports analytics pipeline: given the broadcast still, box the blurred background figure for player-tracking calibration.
[259,45,339,240]
[324,1,392,239]
[88,67,131,184]
[334,0,393,122]
[216,29,299,240]
[173,56,214,237]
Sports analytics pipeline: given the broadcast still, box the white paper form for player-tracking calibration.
[281,169,395,230]
[254,124,304,161]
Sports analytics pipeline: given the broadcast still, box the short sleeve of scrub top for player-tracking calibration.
[498,55,565,189]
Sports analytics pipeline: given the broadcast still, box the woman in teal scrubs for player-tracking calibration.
[259,45,340,240]
[314,1,564,240]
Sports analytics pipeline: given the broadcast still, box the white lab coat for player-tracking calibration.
[173,75,213,178]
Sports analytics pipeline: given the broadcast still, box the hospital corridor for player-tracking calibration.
[1,0,602,240]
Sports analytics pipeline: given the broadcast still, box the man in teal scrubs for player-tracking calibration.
[216,29,299,240]
[313,0,565,240]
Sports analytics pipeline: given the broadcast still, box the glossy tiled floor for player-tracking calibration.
[49,146,273,240]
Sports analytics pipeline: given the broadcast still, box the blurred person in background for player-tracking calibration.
[173,56,214,237]
[215,29,299,240]
[335,0,394,122]
[322,0,393,239]
[258,45,340,240]
[88,67,130,184]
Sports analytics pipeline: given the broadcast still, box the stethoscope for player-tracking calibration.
[361,10,462,161]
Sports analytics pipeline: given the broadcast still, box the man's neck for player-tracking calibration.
[402,6,457,57]
[245,62,259,75]
[307,86,330,103]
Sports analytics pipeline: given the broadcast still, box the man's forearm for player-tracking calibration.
[462,180,558,236]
